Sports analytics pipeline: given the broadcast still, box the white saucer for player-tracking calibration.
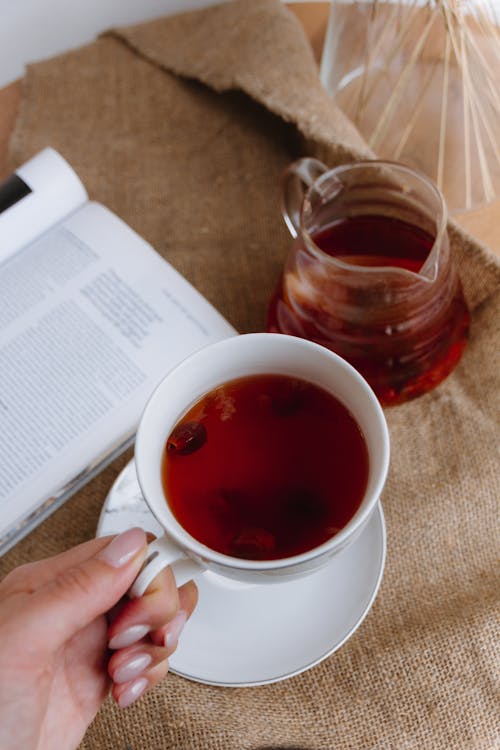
[97,460,386,687]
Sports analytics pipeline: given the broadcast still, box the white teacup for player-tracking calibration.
[130,333,389,597]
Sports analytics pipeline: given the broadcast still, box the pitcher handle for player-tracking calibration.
[281,158,328,238]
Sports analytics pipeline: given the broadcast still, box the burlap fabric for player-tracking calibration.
[2,1,499,747]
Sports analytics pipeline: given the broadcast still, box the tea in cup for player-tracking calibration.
[130,333,389,596]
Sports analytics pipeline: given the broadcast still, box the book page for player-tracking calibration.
[0,202,236,546]
[0,148,88,265]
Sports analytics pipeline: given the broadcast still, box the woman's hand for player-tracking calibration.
[0,527,197,750]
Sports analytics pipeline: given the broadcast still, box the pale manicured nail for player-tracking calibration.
[117,677,149,708]
[109,624,150,650]
[165,611,187,651]
[98,527,146,568]
[113,652,153,684]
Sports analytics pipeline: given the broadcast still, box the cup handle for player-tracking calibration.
[281,157,328,238]
[129,535,203,598]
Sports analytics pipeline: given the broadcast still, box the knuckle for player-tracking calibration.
[180,579,199,609]
[149,596,177,627]
[0,562,37,593]
[147,591,178,628]
[144,571,179,625]
[56,562,96,600]
[160,589,179,623]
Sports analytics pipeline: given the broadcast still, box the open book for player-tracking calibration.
[0,148,236,555]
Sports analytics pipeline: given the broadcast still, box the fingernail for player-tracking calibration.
[165,611,187,651]
[113,652,153,684]
[117,676,149,708]
[109,624,150,649]
[98,527,146,568]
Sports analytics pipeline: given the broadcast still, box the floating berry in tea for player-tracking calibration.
[270,378,304,417]
[167,420,207,455]
[231,527,276,559]
[285,488,327,523]
[162,374,369,560]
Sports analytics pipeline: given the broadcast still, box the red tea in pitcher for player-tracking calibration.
[268,215,470,405]
[269,159,470,406]
[162,374,369,560]
[312,215,434,271]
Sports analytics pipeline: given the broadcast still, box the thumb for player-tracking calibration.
[30,528,148,649]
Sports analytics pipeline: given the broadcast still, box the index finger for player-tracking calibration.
[0,535,116,595]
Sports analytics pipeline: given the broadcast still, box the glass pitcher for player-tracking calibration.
[268,159,470,406]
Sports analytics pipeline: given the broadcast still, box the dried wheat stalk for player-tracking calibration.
[351,0,500,209]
